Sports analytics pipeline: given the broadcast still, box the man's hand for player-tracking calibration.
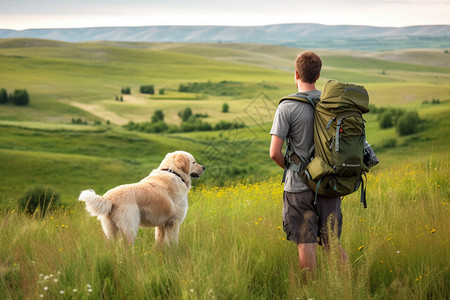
[270,134,285,169]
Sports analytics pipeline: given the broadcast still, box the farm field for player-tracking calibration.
[0,39,449,298]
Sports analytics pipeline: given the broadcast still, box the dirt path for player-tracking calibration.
[71,102,129,125]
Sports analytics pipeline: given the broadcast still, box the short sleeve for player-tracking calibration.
[270,103,290,140]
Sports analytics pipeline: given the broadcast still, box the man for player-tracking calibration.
[269,51,347,275]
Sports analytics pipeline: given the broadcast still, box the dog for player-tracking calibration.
[78,151,205,245]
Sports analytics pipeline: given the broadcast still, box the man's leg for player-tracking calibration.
[298,242,317,271]
[317,196,348,264]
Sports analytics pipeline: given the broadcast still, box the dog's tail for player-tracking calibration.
[78,189,112,217]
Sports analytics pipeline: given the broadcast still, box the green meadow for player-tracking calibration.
[0,38,449,299]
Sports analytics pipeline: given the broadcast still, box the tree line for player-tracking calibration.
[0,88,30,106]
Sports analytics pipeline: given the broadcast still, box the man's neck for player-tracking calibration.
[297,81,317,93]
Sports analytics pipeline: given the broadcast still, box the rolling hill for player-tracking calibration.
[0,39,449,204]
[1,23,449,50]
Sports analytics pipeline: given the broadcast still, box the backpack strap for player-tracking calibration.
[279,93,320,108]
[279,93,319,183]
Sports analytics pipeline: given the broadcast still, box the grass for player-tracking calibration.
[0,157,448,299]
[0,39,449,298]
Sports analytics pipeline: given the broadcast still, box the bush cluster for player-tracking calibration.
[371,105,421,136]
[121,87,131,95]
[0,88,30,106]
[17,186,59,216]
[140,85,155,95]
[124,107,245,134]
[179,80,244,96]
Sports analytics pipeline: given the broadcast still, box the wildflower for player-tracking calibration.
[431,229,436,234]
[73,289,78,293]
[254,222,259,225]
[190,289,194,293]
[54,278,58,283]
[396,250,400,254]
[358,245,365,251]
[379,260,384,264]
[44,286,49,291]
[60,290,65,294]
[277,226,281,230]
[39,294,44,298]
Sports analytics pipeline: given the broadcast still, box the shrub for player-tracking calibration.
[17,186,59,216]
[12,89,29,106]
[396,111,420,136]
[222,102,229,113]
[380,138,397,149]
[379,111,394,129]
[121,87,131,95]
[0,88,8,104]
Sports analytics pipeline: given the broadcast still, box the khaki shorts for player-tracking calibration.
[282,190,343,245]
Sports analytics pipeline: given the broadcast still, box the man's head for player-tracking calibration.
[294,51,322,84]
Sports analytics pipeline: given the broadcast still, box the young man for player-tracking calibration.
[269,51,347,275]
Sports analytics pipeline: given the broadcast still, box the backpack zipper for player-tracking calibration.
[342,163,360,167]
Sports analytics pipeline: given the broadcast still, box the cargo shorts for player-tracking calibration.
[282,190,343,245]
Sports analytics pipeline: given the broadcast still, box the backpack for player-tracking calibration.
[279,80,371,208]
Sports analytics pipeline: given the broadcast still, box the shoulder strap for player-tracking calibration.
[279,93,319,109]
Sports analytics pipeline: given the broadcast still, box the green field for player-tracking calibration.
[0,38,449,299]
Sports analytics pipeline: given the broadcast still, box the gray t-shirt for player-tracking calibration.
[270,90,321,192]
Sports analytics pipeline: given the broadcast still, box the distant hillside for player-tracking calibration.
[1,23,449,50]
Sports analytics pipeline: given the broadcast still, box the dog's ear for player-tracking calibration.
[175,153,190,175]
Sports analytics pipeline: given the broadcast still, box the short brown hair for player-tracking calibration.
[295,51,322,84]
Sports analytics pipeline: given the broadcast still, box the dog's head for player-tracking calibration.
[160,151,205,180]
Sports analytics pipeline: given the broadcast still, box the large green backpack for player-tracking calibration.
[280,80,370,207]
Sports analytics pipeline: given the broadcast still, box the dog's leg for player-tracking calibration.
[162,217,180,245]
[168,222,181,245]
[100,215,118,239]
[114,204,140,245]
[155,226,165,246]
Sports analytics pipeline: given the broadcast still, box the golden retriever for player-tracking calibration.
[78,151,205,245]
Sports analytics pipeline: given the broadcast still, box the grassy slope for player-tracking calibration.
[0,38,449,206]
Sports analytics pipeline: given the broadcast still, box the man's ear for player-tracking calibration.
[295,70,300,80]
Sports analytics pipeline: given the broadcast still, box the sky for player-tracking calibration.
[1,0,449,30]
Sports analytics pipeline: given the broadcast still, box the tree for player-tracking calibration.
[222,102,229,113]
[178,107,193,122]
[0,88,7,104]
[151,110,164,123]
[12,89,29,106]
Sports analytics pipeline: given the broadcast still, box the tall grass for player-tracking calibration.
[1,157,448,299]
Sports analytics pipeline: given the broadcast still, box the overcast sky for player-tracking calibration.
[2,0,449,30]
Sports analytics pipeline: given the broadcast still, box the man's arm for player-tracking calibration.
[270,134,285,169]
